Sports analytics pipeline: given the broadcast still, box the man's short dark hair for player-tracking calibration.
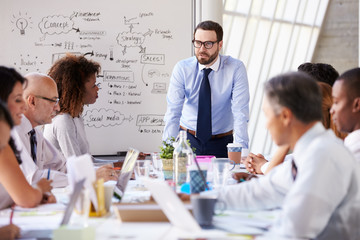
[337,67,360,100]
[265,71,322,123]
[298,62,339,86]
[194,20,223,42]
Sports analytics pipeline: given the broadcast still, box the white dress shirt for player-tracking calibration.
[344,129,360,162]
[163,55,249,147]
[13,115,68,187]
[219,123,360,240]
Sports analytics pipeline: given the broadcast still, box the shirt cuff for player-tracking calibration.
[260,161,270,174]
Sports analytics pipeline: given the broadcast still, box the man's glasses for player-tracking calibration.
[192,40,218,49]
[35,95,60,106]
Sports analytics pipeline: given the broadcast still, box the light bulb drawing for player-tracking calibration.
[11,12,33,36]
[16,18,28,35]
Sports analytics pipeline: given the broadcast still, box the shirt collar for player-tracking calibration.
[344,129,360,147]
[17,114,33,135]
[293,122,325,164]
[198,55,220,72]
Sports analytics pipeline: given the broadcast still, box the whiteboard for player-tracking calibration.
[0,0,194,154]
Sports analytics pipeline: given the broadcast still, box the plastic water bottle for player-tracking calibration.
[173,130,194,192]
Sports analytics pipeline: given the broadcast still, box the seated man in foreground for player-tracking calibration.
[219,72,360,239]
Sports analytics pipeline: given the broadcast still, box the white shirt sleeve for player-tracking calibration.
[218,160,294,211]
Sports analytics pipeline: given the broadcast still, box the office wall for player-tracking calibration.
[312,0,358,73]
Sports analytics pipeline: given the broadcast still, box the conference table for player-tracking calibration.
[0,167,278,240]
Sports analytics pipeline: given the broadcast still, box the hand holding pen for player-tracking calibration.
[36,178,53,193]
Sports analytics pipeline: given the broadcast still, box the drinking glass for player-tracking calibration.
[212,158,232,190]
[151,152,164,180]
[134,160,150,189]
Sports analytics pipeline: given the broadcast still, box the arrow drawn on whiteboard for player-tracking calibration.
[84,50,94,57]
[40,34,46,41]
[124,16,139,25]
[122,46,127,55]
[141,64,149,86]
[72,27,80,33]
[143,29,153,37]
[139,46,146,54]
[124,115,133,122]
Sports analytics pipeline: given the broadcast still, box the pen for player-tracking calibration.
[9,204,14,224]
[112,167,121,170]
[47,168,51,180]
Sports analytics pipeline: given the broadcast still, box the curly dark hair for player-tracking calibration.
[48,54,100,117]
[298,62,339,87]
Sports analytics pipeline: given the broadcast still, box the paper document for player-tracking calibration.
[67,154,98,210]
[213,209,280,235]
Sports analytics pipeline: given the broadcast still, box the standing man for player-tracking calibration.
[163,20,249,157]
[331,67,360,161]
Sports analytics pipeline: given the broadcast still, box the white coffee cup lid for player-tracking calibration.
[227,143,242,148]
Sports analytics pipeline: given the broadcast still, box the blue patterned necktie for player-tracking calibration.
[196,68,213,143]
[29,129,37,163]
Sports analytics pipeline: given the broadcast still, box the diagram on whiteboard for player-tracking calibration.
[1,0,193,154]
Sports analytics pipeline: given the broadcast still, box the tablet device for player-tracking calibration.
[113,148,140,200]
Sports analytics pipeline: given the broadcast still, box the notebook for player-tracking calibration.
[113,148,140,200]
[143,178,201,232]
[19,179,86,239]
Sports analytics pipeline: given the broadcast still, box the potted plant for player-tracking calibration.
[159,136,196,181]
[159,137,176,180]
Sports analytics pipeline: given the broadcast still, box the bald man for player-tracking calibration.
[12,73,68,187]
[13,73,118,187]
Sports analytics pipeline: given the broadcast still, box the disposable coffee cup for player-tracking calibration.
[188,164,208,193]
[227,143,242,164]
[189,170,207,193]
[103,181,116,212]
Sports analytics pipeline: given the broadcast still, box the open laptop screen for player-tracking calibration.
[114,148,140,199]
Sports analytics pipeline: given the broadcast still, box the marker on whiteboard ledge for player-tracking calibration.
[116,151,127,156]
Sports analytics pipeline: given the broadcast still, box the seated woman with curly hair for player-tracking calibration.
[44,54,118,181]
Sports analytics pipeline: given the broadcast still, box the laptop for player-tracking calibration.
[19,179,86,239]
[113,148,140,200]
[143,178,201,232]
